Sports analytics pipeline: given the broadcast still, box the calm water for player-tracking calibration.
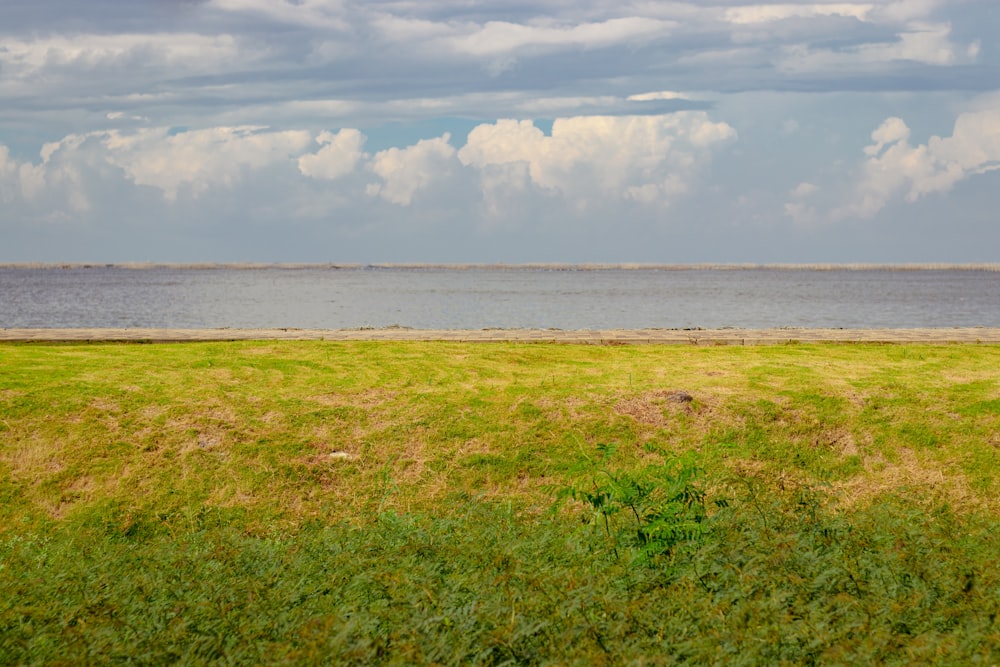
[1,266,998,330]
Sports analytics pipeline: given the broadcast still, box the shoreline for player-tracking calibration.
[4,327,1000,344]
[2,262,1000,272]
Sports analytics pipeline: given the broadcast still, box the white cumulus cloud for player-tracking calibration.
[0,137,97,217]
[366,134,458,206]
[458,113,736,208]
[784,182,821,225]
[0,146,22,204]
[298,129,367,181]
[837,108,1000,219]
[101,126,313,200]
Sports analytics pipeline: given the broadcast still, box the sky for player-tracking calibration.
[1,0,999,263]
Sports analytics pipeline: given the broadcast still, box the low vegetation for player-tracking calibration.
[2,341,999,663]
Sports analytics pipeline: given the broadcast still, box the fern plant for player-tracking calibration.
[555,444,712,564]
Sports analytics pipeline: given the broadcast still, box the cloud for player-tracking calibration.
[0,137,97,218]
[300,111,738,214]
[4,108,738,225]
[371,14,677,75]
[298,129,367,181]
[106,111,150,123]
[1,0,992,144]
[837,107,1000,218]
[442,17,676,58]
[628,91,692,102]
[784,182,822,225]
[875,0,946,24]
[778,21,975,72]
[99,126,312,200]
[0,146,20,203]
[207,0,350,30]
[722,0,950,29]
[790,182,819,198]
[458,113,736,208]
[2,1,998,263]
[366,134,458,205]
[370,14,457,43]
[0,127,310,206]
[0,33,248,82]
[724,3,874,25]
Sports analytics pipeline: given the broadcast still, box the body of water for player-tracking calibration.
[1,265,998,330]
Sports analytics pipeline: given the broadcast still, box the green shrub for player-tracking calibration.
[554,444,712,565]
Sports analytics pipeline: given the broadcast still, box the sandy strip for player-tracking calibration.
[3,328,1000,344]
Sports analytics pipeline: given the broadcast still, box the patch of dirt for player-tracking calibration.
[147,404,241,456]
[165,405,238,432]
[943,371,1000,385]
[531,396,592,421]
[196,434,223,450]
[89,398,120,413]
[727,457,768,476]
[4,437,66,479]
[831,448,982,512]
[208,489,257,509]
[260,411,282,424]
[614,389,710,428]
[456,437,493,457]
[206,407,238,423]
[174,427,230,456]
[845,392,867,409]
[385,431,443,485]
[311,388,398,409]
[812,428,859,456]
[52,475,101,516]
[299,441,357,463]
[141,405,167,420]
[725,458,811,494]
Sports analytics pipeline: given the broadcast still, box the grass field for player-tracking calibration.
[2,341,999,664]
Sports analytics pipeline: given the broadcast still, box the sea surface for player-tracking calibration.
[1,265,998,330]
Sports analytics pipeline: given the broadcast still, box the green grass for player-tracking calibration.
[2,341,1000,664]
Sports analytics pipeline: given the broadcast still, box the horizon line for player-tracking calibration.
[2,262,1000,271]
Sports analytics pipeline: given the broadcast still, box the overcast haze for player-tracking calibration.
[1,0,998,263]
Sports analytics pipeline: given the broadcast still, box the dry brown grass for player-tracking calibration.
[833,448,983,512]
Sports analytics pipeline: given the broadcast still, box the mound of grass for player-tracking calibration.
[2,341,1000,663]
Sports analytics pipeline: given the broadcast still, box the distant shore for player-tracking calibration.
[2,262,1000,272]
[4,327,1000,344]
